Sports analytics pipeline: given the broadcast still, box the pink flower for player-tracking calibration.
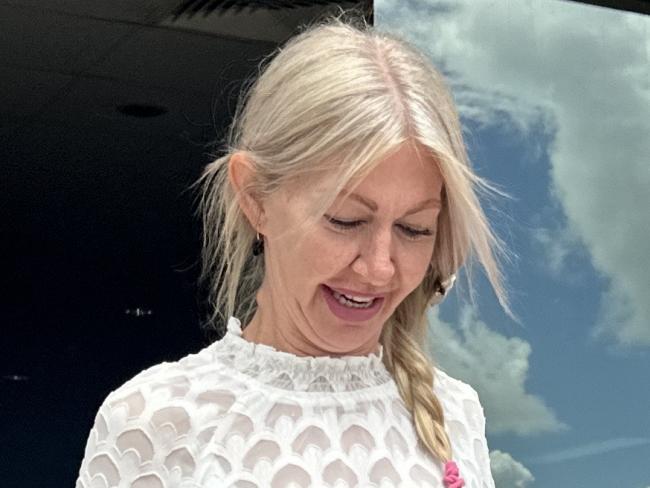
[443,460,465,488]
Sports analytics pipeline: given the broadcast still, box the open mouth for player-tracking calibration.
[321,284,384,322]
[332,287,376,307]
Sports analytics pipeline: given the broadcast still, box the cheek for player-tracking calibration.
[298,229,356,279]
[401,244,435,286]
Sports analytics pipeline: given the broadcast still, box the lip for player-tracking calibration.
[324,285,387,299]
[321,284,384,322]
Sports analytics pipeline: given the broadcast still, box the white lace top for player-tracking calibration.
[76,317,495,488]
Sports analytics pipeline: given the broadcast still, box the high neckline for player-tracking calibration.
[211,316,393,393]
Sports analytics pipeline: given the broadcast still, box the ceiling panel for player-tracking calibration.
[0,0,179,24]
[86,25,270,95]
[0,4,134,74]
[1,66,73,128]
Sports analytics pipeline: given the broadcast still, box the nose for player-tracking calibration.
[351,226,396,285]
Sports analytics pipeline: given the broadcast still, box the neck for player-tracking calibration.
[241,284,382,358]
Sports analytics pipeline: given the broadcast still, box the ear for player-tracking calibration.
[228,151,265,232]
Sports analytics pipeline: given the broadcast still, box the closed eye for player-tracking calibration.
[325,216,433,240]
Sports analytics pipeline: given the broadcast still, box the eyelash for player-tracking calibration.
[326,216,433,241]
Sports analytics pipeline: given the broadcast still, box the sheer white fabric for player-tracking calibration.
[76,317,495,488]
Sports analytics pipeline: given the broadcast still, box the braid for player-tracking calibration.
[382,316,452,463]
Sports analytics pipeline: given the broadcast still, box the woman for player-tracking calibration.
[76,14,512,488]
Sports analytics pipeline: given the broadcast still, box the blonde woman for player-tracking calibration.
[77,13,512,488]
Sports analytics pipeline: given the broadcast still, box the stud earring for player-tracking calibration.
[434,273,456,297]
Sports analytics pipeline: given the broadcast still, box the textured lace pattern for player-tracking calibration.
[76,317,495,487]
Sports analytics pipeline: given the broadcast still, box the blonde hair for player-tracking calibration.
[193,12,513,465]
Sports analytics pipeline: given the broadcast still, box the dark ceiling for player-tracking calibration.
[0,1,366,486]
[569,0,650,14]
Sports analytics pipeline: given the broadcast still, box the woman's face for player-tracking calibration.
[250,142,444,356]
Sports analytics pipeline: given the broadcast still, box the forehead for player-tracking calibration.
[280,142,443,207]
[340,144,444,202]
[361,143,441,181]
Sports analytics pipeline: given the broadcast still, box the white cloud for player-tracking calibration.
[427,306,566,436]
[527,437,650,464]
[531,225,581,278]
[490,450,535,488]
[377,0,650,346]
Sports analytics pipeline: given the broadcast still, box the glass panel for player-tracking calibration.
[377,1,650,486]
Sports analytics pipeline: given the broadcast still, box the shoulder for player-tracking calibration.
[431,370,495,486]
[96,341,224,440]
[76,343,222,487]
[432,367,480,401]
[432,366,486,432]
[104,341,218,405]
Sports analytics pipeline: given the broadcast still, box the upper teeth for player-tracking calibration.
[333,290,374,302]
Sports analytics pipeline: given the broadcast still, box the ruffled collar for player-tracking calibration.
[212,316,392,393]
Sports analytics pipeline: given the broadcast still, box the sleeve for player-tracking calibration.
[465,385,496,488]
[75,382,198,488]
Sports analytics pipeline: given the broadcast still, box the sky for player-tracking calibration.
[376,1,650,486]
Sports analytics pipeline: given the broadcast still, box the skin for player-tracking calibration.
[228,140,444,357]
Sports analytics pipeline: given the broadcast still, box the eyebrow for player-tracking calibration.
[342,191,441,216]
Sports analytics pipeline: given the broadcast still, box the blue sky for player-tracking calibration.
[376,1,650,486]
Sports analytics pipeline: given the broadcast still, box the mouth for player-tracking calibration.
[320,284,385,322]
